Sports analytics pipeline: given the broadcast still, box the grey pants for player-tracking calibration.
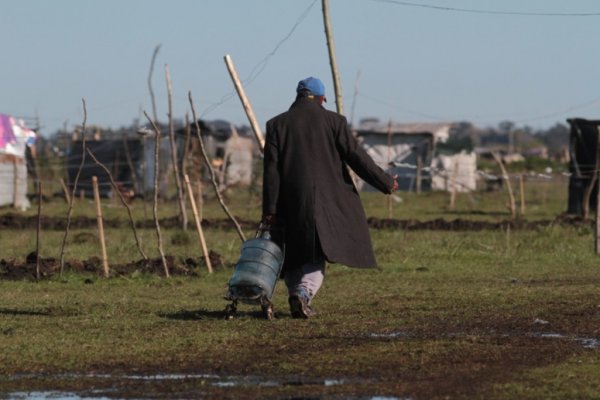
[284,259,326,304]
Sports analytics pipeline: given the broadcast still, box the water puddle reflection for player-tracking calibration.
[366,330,599,350]
[532,332,600,349]
[5,373,405,399]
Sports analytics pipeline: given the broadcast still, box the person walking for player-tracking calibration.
[262,76,398,318]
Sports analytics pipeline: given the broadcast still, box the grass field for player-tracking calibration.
[1,176,599,399]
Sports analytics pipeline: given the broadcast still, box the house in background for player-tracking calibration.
[355,119,453,192]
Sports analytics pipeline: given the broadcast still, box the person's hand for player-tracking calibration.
[390,175,399,193]
[262,214,276,227]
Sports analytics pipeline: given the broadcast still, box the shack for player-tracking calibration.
[431,151,478,193]
[183,120,258,190]
[566,118,600,215]
[67,137,144,198]
[355,119,452,191]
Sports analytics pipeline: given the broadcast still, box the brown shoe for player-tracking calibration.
[289,295,314,319]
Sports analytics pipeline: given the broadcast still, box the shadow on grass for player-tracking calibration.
[159,308,271,321]
[425,210,510,217]
[0,307,52,316]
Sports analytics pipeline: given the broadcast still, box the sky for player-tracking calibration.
[2,0,600,136]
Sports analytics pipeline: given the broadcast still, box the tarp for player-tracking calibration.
[0,115,35,210]
[0,114,16,151]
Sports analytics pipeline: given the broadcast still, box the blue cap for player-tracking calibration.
[296,77,326,98]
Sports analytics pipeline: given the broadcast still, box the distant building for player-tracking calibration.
[355,119,452,191]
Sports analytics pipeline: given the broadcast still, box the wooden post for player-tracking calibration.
[519,174,526,216]
[60,98,88,276]
[492,152,516,218]
[188,91,247,243]
[60,178,71,204]
[386,120,392,218]
[12,156,18,209]
[143,112,170,277]
[92,176,110,278]
[165,65,188,231]
[449,164,458,211]
[35,181,42,281]
[322,0,344,115]
[416,155,422,194]
[86,148,148,260]
[223,54,265,151]
[184,174,213,273]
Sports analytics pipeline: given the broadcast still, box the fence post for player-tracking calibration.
[92,176,110,278]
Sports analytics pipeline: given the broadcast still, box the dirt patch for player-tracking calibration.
[0,251,225,281]
[0,212,590,231]
[367,213,589,231]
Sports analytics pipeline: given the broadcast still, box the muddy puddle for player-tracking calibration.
[7,329,596,399]
[531,332,600,349]
[367,330,600,350]
[4,372,409,399]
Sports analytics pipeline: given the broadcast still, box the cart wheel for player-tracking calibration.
[224,302,237,319]
[261,303,274,320]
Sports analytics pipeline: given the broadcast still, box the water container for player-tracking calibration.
[226,230,284,305]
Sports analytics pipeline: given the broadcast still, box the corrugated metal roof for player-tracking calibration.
[356,120,452,143]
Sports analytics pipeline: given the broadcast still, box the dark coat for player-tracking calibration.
[263,97,394,272]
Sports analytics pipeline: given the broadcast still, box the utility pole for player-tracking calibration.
[322,0,344,115]
[349,70,361,129]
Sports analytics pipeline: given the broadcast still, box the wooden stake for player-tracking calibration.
[322,0,344,115]
[449,163,459,210]
[519,174,526,216]
[60,178,71,204]
[86,148,148,260]
[143,111,170,277]
[184,174,213,273]
[12,156,18,209]
[165,64,188,231]
[92,176,109,278]
[416,155,422,194]
[60,99,88,275]
[35,181,42,281]
[386,120,392,218]
[223,54,265,152]
[492,152,516,218]
[188,91,247,243]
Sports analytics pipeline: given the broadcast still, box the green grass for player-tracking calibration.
[0,178,598,398]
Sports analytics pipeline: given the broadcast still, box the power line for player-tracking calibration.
[358,91,600,126]
[372,0,600,17]
[202,0,318,117]
[514,96,600,124]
